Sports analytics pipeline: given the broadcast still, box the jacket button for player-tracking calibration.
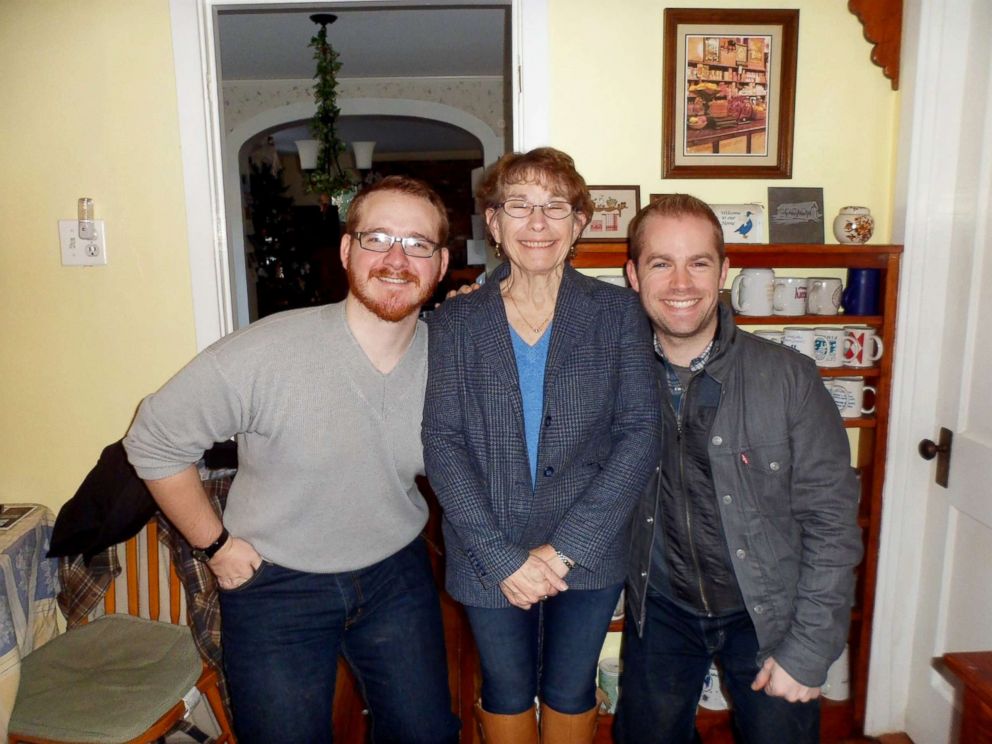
[769,461,780,471]
[645,516,654,524]
[723,494,732,504]
[754,604,765,614]
[640,570,648,578]
[544,415,552,427]
[711,435,723,446]
[736,548,746,560]
[544,466,555,477]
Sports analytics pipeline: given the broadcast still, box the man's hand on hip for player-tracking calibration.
[751,657,821,703]
[208,536,263,591]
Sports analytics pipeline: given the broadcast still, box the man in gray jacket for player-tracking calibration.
[124,176,459,744]
[614,194,862,743]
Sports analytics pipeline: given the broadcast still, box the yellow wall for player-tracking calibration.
[0,0,899,515]
[549,0,899,240]
[0,0,197,512]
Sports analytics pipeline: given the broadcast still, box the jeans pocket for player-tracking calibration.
[217,560,272,594]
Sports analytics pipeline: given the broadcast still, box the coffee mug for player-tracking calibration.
[813,327,845,368]
[842,268,881,315]
[772,277,808,316]
[822,645,851,701]
[698,662,729,711]
[598,658,621,714]
[844,325,884,367]
[825,377,876,418]
[730,268,775,315]
[807,277,843,315]
[783,327,816,358]
[753,330,783,344]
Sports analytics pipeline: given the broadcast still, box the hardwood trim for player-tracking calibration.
[848,0,902,90]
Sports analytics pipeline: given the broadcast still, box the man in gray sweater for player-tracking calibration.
[124,176,459,743]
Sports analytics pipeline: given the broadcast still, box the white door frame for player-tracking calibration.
[865,0,987,734]
[169,0,548,350]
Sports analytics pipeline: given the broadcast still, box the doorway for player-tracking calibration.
[169,0,549,349]
[216,4,509,326]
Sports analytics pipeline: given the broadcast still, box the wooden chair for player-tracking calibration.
[8,517,235,743]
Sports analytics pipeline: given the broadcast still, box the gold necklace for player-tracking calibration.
[506,291,554,335]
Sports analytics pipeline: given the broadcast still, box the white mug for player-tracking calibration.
[843,325,884,367]
[598,658,621,714]
[772,277,808,316]
[822,645,850,701]
[813,327,845,368]
[698,662,729,711]
[807,277,843,315]
[825,377,877,418]
[753,329,783,344]
[730,268,775,316]
[782,327,816,358]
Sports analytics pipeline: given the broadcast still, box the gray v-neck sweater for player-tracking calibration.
[124,302,429,573]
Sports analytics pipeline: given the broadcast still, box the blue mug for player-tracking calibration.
[842,269,880,315]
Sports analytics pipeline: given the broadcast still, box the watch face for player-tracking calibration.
[191,548,210,562]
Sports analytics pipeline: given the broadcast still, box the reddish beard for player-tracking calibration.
[348,264,439,322]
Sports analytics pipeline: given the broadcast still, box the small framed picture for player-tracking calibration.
[582,186,641,242]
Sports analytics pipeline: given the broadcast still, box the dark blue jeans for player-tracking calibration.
[218,538,460,744]
[614,593,819,744]
[464,583,622,715]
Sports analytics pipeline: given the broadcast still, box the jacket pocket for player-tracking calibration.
[739,440,793,516]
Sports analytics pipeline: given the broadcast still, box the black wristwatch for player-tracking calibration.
[191,527,230,562]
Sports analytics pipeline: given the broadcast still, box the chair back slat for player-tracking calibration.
[146,519,161,622]
[125,536,139,616]
[103,571,117,616]
[169,561,182,625]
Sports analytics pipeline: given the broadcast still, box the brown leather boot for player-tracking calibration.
[476,701,539,744]
[539,703,599,744]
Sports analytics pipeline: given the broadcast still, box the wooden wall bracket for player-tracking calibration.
[848,0,902,90]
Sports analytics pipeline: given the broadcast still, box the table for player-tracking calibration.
[0,505,60,738]
[944,651,992,743]
[685,120,767,154]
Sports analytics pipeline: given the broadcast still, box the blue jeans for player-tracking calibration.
[218,538,460,744]
[614,593,819,744]
[464,583,622,715]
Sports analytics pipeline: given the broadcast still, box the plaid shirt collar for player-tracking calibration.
[654,335,715,418]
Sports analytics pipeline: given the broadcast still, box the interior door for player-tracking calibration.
[902,2,992,740]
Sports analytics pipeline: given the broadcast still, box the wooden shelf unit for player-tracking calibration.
[575,241,903,742]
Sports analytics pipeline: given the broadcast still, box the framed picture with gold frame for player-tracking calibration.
[662,8,798,179]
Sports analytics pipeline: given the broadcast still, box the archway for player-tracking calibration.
[224,99,502,327]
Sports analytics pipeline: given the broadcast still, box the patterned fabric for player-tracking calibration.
[0,506,60,740]
[423,263,663,607]
[653,334,714,419]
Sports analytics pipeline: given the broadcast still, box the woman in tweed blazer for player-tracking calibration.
[423,148,661,744]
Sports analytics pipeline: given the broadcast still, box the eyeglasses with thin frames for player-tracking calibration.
[497,200,575,220]
[353,231,441,258]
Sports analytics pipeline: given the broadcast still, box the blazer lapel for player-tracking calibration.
[466,268,525,421]
[544,265,596,394]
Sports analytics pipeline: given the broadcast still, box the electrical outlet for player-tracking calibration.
[59,219,107,266]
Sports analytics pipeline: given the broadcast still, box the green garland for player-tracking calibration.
[307,24,355,199]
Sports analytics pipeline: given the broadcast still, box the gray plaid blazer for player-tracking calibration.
[422,263,662,608]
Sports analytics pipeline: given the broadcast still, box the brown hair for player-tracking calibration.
[627,194,725,264]
[476,147,595,225]
[345,175,450,248]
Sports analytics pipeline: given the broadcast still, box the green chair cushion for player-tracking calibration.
[10,614,203,743]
